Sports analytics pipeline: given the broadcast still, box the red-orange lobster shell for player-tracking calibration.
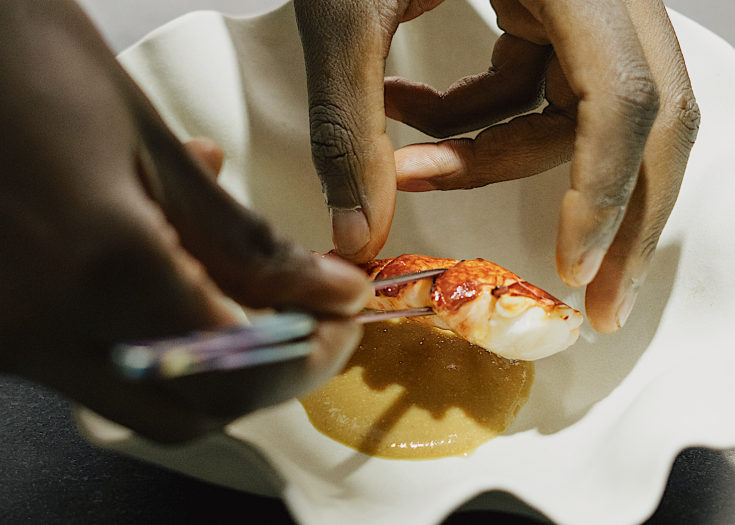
[360,254,583,360]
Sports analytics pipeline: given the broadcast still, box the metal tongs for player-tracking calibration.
[112,268,446,380]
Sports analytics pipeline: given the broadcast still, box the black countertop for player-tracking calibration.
[3,374,735,524]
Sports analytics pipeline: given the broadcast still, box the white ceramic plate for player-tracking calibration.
[76,2,735,524]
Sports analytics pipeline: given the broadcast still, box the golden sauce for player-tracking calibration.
[300,320,533,460]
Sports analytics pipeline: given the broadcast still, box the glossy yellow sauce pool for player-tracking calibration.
[300,320,534,459]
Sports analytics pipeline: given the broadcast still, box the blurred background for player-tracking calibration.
[75,0,734,52]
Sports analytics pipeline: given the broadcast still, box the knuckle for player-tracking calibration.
[611,68,660,130]
[308,102,362,207]
[309,103,359,163]
[662,89,701,146]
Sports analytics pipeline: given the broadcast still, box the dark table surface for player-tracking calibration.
[3,373,735,525]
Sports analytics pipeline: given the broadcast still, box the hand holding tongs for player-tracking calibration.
[112,268,445,380]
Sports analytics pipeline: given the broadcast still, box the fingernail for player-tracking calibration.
[616,288,638,329]
[330,207,370,257]
[572,248,606,286]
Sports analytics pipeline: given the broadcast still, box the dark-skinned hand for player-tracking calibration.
[0,0,371,443]
[294,0,700,333]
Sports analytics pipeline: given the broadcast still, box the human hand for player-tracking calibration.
[294,0,699,334]
[0,0,371,442]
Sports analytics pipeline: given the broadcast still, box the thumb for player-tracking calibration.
[293,0,399,262]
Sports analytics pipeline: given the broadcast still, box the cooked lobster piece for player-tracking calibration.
[360,254,583,361]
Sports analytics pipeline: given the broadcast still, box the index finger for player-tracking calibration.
[517,0,660,287]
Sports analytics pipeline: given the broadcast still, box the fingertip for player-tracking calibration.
[587,317,617,335]
[394,142,469,191]
[395,147,433,189]
[556,188,621,288]
[585,292,637,335]
[315,254,373,315]
[583,276,618,334]
[584,260,645,334]
[184,137,225,179]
